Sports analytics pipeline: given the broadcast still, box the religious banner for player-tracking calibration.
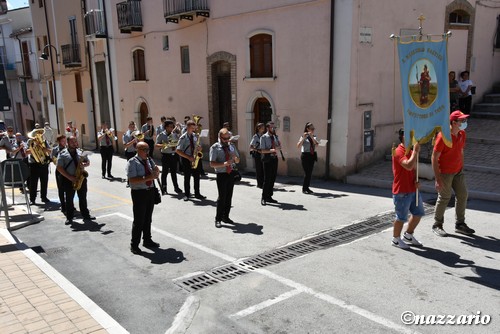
[397,37,452,150]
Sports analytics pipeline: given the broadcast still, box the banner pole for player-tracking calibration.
[416,153,419,205]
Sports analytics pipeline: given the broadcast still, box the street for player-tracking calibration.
[12,152,500,334]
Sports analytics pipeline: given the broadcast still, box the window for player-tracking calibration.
[250,33,273,78]
[39,0,43,8]
[132,49,146,80]
[48,81,54,105]
[43,35,48,49]
[496,15,500,49]
[75,72,83,102]
[21,41,32,77]
[20,82,28,105]
[69,16,78,45]
[163,35,169,51]
[449,10,470,24]
[181,46,190,73]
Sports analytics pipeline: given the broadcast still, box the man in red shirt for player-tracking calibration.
[391,128,424,249]
[431,110,474,236]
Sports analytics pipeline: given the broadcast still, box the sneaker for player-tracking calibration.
[432,225,448,237]
[403,232,423,246]
[455,223,475,235]
[391,237,410,249]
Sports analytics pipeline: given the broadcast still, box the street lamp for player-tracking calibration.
[39,44,60,134]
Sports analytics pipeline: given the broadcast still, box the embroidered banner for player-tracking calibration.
[397,38,452,149]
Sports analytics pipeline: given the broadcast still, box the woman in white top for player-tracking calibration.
[458,70,473,114]
[297,122,319,194]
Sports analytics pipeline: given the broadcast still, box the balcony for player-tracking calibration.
[5,63,18,80]
[164,0,210,24]
[61,44,82,68]
[116,0,143,34]
[85,9,106,39]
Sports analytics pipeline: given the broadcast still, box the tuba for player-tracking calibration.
[28,128,50,164]
[191,115,203,169]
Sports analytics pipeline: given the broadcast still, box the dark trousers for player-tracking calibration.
[459,95,472,114]
[55,171,66,212]
[131,188,155,246]
[262,156,278,200]
[145,139,155,157]
[61,177,89,220]
[161,153,180,191]
[100,145,114,176]
[29,163,49,202]
[253,153,264,188]
[301,153,316,191]
[216,173,235,221]
[182,157,201,196]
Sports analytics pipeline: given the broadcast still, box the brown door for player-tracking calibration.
[139,102,148,126]
[253,97,272,130]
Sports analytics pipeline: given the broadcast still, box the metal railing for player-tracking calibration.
[164,0,209,17]
[84,9,106,37]
[117,0,143,32]
[61,44,81,67]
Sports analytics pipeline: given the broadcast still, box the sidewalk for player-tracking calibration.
[347,118,500,202]
[0,207,127,334]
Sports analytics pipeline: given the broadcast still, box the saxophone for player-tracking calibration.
[191,115,203,169]
[73,150,89,190]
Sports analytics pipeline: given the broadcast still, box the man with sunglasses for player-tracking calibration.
[260,122,281,205]
[126,142,161,254]
[209,128,240,228]
[432,110,474,237]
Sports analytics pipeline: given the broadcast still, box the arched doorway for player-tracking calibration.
[253,97,272,129]
[212,60,231,138]
[139,102,148,127]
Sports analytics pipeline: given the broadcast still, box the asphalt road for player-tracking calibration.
[12,152,500,334]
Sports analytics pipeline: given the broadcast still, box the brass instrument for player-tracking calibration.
[27,128,50,164]
[162,134,179,151]
[73,150,90,191]
[191,115,203,169]
[106,128,117,141]
[131,130,144,141]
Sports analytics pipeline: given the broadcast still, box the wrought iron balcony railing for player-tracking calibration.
[85,9,106,38]
[164,0,210,24]
[117,0,143,33]
[61,44,82,68]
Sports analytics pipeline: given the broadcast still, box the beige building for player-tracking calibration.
[23,0,500,179]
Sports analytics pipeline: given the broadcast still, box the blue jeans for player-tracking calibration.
[393,192,425,222]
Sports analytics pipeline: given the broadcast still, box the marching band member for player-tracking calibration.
[141,116,155,157]
[155,120,182,195]
[176,120,205,201]
[249,123,265,189]
[97,122,115,179]
[26,129,51,205]
[297,122,319,194]
[210,128,240,228]
[51,135,67,214]
[126,141,161,254]
[260,122,281,205]
[123,121,138,161]
[56,136,95,225]
[156,116,166,136]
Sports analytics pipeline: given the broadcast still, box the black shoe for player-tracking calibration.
[130,245,142,254]
[107,174,114,178]
[30,200,36,206]
[102,175,106,179]
[307,189,314,193]
[82,215,96,220]
[65,219,73,225]
[161,188,167,195]
[175,188,183,194]
[41,197,50,203]
[455,223,475,235]
[266,198,278,203]
[261,198,266,206]
[195,194,206,200]
[183,195,190,201]
[222,217,235,224]
[302,189,313,194]
[215,220,222,228]
[143,240,160,248]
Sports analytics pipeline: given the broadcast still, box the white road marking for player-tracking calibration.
[165,295,200,334]
[229,289,302,320]
[100,212,416,334]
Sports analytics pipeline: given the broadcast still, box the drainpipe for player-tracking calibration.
[101,0,119,152]
[325,0,335,180]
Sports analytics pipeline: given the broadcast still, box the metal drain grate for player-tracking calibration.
[237,256,277,270]
[284,241,322,255]
[175,273,221,292]
[307,234,341,247]
[257,248,298,264]
[343,224,377,235]
[207,264,248,281]
[363,217,392,230]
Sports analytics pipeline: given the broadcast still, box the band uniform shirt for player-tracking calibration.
[27,138,50,164]
[176,132,197,157]
[123,130,137,153]
[126,156,157,190]
[392,144,417,194]
[210,142,240,174]
[260,132,280,157]
[12,140,27,159]
[141,123,154,140]
[50,145,65,161]
[97,130,113,147]
[156,124,164,136]
[299,135,318,153]
[250,133,261,151]
[157,131,178,154]
[57,148,86,176]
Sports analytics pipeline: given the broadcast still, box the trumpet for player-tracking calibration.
[106,128,117,141]
[131,130,144,141]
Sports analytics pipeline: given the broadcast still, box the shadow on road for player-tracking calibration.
[221,221,264,235]
[70,219,110,233]
[448,233,500,254]
[141,247,186,264]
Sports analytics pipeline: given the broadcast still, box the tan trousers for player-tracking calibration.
[434,170,468,226]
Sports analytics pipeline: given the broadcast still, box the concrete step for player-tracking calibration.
[484,93,500,103]
[472,103,500,119]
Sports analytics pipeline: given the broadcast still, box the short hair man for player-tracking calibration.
[391,129,424,249]
[432,110,474,236]
[259,122,281,205]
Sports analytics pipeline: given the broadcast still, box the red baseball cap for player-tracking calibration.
[450,110,470,121]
